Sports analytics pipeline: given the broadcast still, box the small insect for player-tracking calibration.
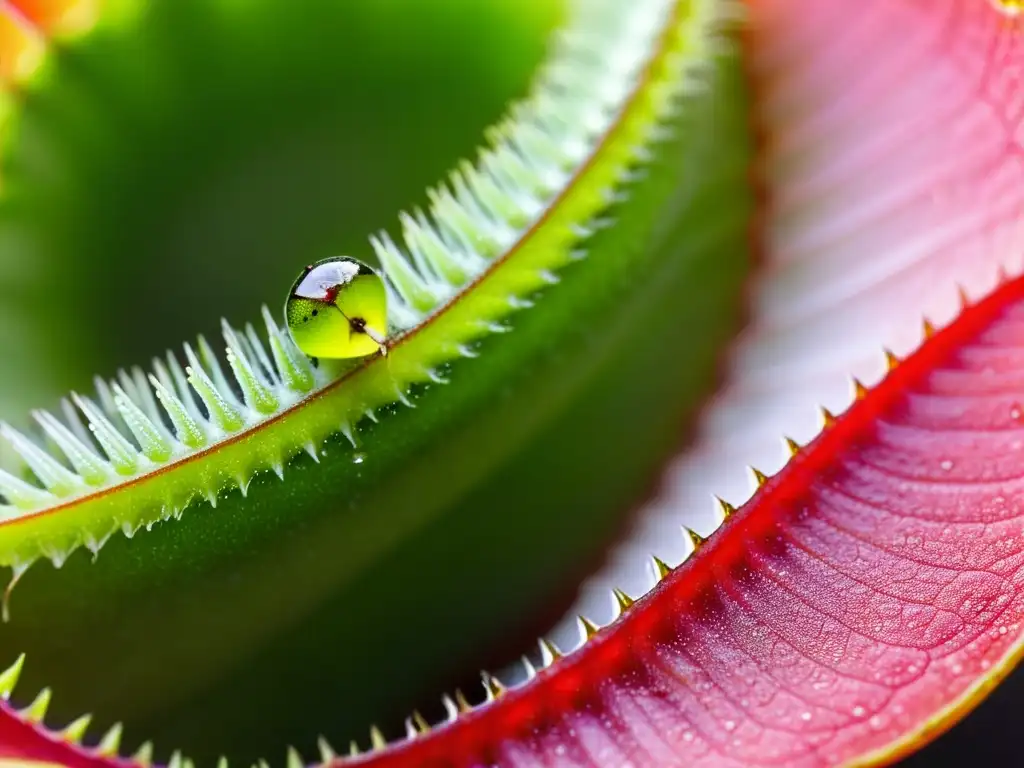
[286,257,388,359]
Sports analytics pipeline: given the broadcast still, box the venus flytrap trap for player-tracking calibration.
[0,2,1015,767]
[0,0,681,561]
[13,274,1024,768]
[0,0,756,761]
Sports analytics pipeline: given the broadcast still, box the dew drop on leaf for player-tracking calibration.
[286,257,388,360]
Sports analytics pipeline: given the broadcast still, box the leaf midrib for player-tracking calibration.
[0,0,685,533]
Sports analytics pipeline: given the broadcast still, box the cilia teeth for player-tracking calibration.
[0,0,745,752]
[0,0,684,578]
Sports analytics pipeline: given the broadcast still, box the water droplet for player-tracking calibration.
[286,257,389,360]
[723,720,736,732]
[869,715,887,731]
[852,706,866,718]
[352,452,366,465]
[1011,403,1022,421]
[940,459,953,471]
[800,711,812,722]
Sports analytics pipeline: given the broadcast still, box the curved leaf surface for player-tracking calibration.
[5,208,1024,768]
[5,0,1020,765]
[339,270,1024,764]
[561,0,1024,642]
[0,0,753,760]
[0,0,559,413]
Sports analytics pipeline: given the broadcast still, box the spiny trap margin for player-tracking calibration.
[0,0,744,761]
[0,0,690,586]
[0,302,982,768]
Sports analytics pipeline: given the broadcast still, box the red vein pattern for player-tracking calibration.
[11,273,1024,767]
[334,275,1024,766]
[566,0,1024,634]
[0,0,1023,766]
[318,273,1024,765]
